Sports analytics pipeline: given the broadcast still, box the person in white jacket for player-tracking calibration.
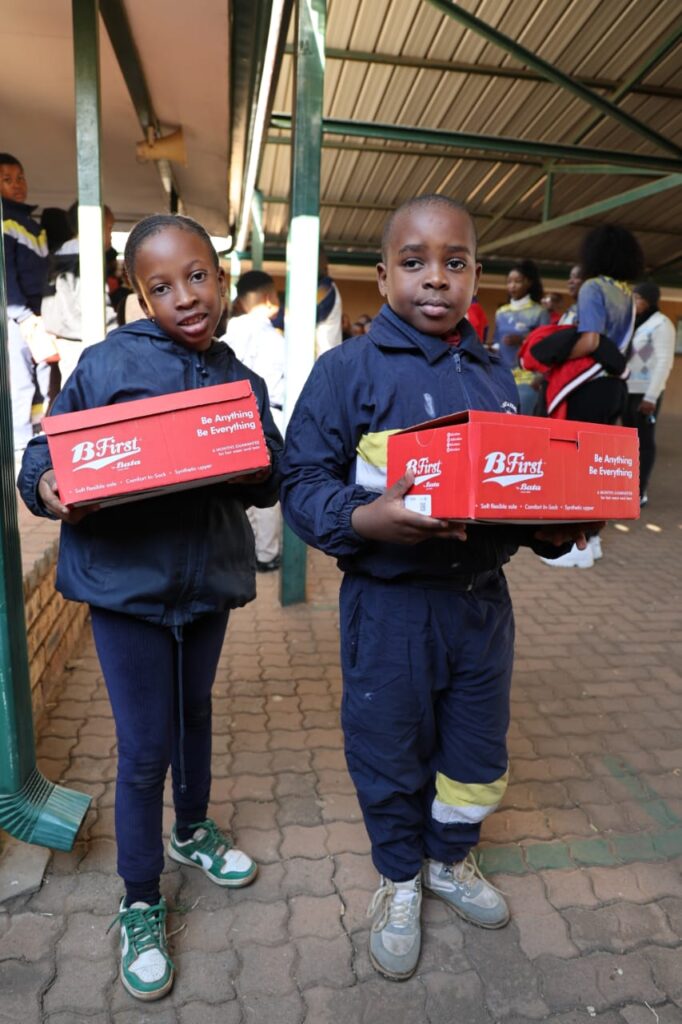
[623,281,675,506]
[224,271,285,570]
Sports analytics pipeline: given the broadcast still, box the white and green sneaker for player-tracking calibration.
[167,818,258,888]
[110,898,175,1001]
[422,852,510,929]
[367,873,422,980]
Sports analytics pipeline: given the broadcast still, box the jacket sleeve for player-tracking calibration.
[280,354,378,556]
[3,233,33,321]
[16,355,99,517]
[501,525,573,559]
[227,371,283,509]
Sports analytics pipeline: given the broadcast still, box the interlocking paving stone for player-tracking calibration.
[2,417,682,1020]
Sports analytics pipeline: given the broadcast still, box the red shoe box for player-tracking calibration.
[387,411,640,523]
[44,381,270,507]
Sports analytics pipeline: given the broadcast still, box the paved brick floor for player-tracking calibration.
[1,418,681,1023]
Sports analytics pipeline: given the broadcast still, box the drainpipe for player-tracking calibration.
[0,203,91,851]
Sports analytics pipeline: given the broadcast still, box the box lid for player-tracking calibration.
[43,380,254,437]
[394,409,637,442]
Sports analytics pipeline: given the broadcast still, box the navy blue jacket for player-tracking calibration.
[280,304,564,580]
[19,319,282,625]
[1,197,49,320]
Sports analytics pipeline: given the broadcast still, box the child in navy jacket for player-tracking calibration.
[280,195,595,981]
[19,214,282,1002]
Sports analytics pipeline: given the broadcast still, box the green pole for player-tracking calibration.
[251,189,264,270]
[542,173,553,223]
[280,0,326,607]
[72,0,106,345]
[0,202,91,851]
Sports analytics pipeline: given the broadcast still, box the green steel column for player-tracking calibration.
[542,173,553,222]
[280,0,326,606]
[251,189,265,270]
[0,204,90,850]
[72,0,106,344]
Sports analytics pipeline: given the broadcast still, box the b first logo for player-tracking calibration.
[482,450,544,487]
[71,435,142,471]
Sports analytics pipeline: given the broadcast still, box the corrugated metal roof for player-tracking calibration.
[259,0,682,273]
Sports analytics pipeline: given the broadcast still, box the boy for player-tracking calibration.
[0,153,57,455]
[280,195,594,980]
[225,270,285,571]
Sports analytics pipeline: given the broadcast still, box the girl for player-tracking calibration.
[540,224,643,568]
[492,259,550,414]
[19,214,283,1002]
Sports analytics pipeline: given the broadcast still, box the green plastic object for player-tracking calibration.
[0,200,90,852]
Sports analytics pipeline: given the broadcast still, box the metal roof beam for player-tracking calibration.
[270,114,682,174]
[478,174,682,255]
[269,134,673,178]
[425,0,682,159]
[282,44,682,102]
[99,0,180,208]
[267,133,540,167]
[544,163,668,177]
[572,18,682,145]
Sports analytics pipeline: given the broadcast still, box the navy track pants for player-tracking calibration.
[90,606,229,886]
[340,573,514,882]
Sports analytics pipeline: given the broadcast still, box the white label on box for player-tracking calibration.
[405,494,431,516]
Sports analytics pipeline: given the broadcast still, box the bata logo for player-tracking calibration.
[406,456,442,485]
[72,435,142,471]
[482,450,544,487]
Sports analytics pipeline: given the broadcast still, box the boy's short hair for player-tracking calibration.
[236,269,276,299]
[0,153,21,167]
[381,194,477,260]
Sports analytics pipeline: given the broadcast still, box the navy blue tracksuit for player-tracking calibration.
[281,304,566,881]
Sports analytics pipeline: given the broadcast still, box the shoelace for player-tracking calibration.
[186,818,234,859]
[107,902,174,966]
[367,879,420,930]
[450,852,505,895]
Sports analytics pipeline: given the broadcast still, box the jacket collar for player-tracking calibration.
[1,197,39,217]
[368,303,492,365]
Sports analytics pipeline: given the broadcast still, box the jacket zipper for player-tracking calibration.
[451,349,473,410]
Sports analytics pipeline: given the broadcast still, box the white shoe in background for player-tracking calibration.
[588,535,603,560]
[540,543,594,569]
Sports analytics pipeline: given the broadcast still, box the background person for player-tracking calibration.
[0,151,58,458]
[41,201,118,387]
[541,290,563,325]
[224,269,285,571]
[492,259,550,414]
[622,281,675,507]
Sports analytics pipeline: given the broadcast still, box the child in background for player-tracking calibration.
[19,214,282,1002]
[492,259,550,413]
[280,194,595,981]
[0,152,58,457]
[225,269,285,571]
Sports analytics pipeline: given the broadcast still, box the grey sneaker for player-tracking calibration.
[422,852,510,929]
[367,874,422,980]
